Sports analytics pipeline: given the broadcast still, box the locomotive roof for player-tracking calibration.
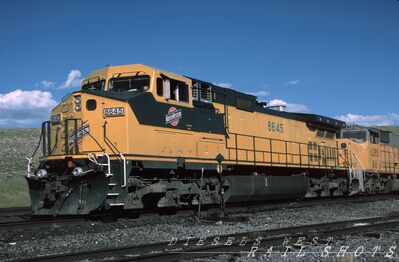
[186,76,346,130]
[82,64,346,130]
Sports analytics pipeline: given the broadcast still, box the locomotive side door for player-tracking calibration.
[308,141,319,167]
[157,76,196,158]
[320,141,327,166]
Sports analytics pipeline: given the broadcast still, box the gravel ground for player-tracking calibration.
[194,231,399,262]
[1,199,399,261]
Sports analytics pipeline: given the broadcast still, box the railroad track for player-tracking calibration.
[1,194,399,232]
[0,217,88,231]
[0,206,31,218]
[14,214,399,262]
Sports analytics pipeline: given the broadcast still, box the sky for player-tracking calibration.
[0,0,398,127]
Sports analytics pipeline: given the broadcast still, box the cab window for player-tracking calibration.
[342,130,367,141]
[370,132,379,144]
[82,80,105,91]
[192,81,212,103]
[165,79,189,102]
[108,75,150,92]
[156,77,163,96]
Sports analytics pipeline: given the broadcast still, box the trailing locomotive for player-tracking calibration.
[25,64,399,215]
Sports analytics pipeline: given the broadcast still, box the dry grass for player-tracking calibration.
[0,177,30,207]
[0,128,40,207]
[0,128,41,179]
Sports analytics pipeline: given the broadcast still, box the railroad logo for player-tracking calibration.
[69,125,90,144]
[165,107,182,126]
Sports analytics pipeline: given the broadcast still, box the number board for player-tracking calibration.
[50,114,61,124]
[267,121,284,133]
[103,107,125,117]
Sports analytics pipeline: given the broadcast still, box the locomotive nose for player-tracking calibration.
[26,170,108,216]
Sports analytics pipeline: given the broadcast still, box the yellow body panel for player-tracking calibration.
[341,139,399,174]
[42,64,348,172]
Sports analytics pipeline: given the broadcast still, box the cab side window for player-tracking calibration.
[109,75,150,92]
[156,78,163,96]
[370,132,379,144]
[165,78,189,102]
[192,81,212,103]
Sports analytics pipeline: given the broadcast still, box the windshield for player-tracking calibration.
[108,75,150,92]
[82,80,105,91]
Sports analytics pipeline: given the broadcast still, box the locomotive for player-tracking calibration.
[25,64,399,215]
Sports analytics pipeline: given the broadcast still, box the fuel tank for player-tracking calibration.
[224,175,310,203]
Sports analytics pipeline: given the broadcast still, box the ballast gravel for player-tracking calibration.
[1,199,399,261]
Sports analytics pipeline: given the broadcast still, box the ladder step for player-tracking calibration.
[109,203,125,207]
[107,192,119,197]
[106,173,113,177]
[108,183,117,186]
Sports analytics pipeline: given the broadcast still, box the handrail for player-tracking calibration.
[227,132,345,169]
[88,153,112,177]
[26,157,33,177]
[99,153,112,177]
[87,153,99,165]
[119,153,127,188]
[64,118,82,155]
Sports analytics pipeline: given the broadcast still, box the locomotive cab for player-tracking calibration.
[339,125,399,195]
[26,64,199,215]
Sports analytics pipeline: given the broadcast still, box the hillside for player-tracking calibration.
[0,128,41,179]
[372,126,399,135]
[0,128,41,207]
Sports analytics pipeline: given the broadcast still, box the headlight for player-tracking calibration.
[74,95,81,111]
[72,167,84,177]
[37,169,48,179]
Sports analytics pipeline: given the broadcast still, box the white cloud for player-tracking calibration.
[40,80,56,89]
[0,89,57,127]
[59,69,83,89]
[214,82,233,88]
[268,99,286,106]
[268,99,309,113]
[247,90,270,97]
[38,69,83,89]
[335,113,399,126]
[284,80,300,86]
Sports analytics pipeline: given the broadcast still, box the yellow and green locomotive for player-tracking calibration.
[25,64,399,215]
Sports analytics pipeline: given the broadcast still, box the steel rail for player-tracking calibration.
[1,194,399,232]
[0,206,31,217]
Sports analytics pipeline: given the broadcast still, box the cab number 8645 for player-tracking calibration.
[103,107,124,117]
[267,121,284,133]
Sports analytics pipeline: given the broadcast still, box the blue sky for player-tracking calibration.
[0,0,398,127]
